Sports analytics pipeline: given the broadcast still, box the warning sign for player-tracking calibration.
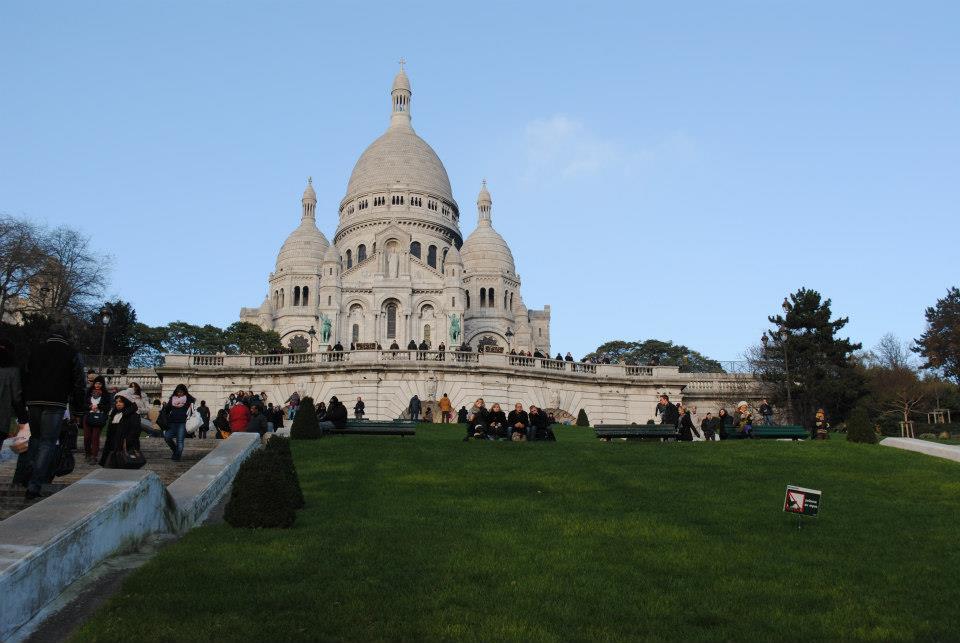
[784,485,821,517]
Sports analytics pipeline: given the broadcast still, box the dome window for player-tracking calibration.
[489,288,495,309]
[358,244,367,263]
[346,249,353,269]
[386,304,398,339]
[410,241,421,259]
[480,288,486,308]
[293,287,301,307]
[302,287,309,306]
[427,245,437,268]
[466,291,470,309]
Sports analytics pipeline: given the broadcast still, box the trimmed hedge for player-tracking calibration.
[845,406,878,444]
[576,409,590,427]
[224,449,298,528]
[290,396,322,439]
[264,435,305,509]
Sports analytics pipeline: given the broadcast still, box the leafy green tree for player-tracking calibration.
[224,321,282,354]
[913,287,960,384]
[757,288,864,425]
[585,339,723,372]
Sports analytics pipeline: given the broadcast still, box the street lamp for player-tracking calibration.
[308,325,316,352]
[98,305,111,374]
[505,327,514,352]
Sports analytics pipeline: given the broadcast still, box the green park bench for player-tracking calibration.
[747,425,807,440]
[595,425,678,441]
[324,419,417,437]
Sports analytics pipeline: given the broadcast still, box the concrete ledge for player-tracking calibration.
[0,469,171,641]
[881,437,960,463]
[0,434,259,640]
[167,432,260,531]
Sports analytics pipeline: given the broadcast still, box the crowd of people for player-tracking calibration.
[459,398,558,442]
[653,394,830,441]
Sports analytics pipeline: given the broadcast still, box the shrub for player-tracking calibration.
[290,396,322,439]
[939,431,951,440]
[224,450,298,528]
[264,435,305,509]
[919,433,937,440]
[576,409,589,427]
[845,407,877,444]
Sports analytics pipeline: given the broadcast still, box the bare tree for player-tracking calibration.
[37,225,110,317]
[0,215,46,317]
[873,333,915,370]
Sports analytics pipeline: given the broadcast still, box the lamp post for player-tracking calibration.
[98,305,111,374]
[505,327,514,352]
[308,326,317,353]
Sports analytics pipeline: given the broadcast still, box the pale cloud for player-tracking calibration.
[521,114,700,184]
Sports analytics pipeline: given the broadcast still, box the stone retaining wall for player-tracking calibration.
[0,432,259,641]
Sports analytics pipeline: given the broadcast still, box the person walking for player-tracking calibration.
[700,412,717,441]
[0,338,28,454]
[197,400,211,439]
[163,384,195,461]
[655,394,680,428]
[812,408,830,440]
[456,406,468,423]
[354,396,365,419]
[409,394,422,422]
[758,398,774,425]
[285,391,300,420]
[677,405,698,441]
[82,375,112,464]
[18,325,86,499]
[438,393,453,423]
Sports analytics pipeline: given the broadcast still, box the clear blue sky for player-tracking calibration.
[2,1,958,360]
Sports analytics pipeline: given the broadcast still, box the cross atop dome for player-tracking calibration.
[398,57,406,70]
[390,61,412,129]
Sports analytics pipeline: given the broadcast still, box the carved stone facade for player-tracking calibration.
[240,65,550,354]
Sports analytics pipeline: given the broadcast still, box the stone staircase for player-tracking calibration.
[0,437,218,521]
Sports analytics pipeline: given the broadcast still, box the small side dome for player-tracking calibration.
[276,221,329,272]
[461,226,515,275]
[392,67,410,92]
[445,245,463,265]
[302,177,317,202]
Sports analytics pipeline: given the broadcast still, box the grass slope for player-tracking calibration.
[75,427,960,642]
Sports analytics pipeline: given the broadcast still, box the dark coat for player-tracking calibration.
[245,411,268,436]
[354,400,365,414]
[100,405,142,467]
[409,396,422,414]
[457,407,468,423]
[325,400,347,428]
[166,394,197,424]
[0,365,27,432]
[507,409,529,429]
[678,412,695,441]
[488,410,507,427]
[658,402,679,427]
[468,406,489,429]
[23,335,86,413]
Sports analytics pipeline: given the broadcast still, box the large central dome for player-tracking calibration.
[341,66,455,206]
[345,127,453,202]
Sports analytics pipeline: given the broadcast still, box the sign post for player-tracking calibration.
[783,485,821,529]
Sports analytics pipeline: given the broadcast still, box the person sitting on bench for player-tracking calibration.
[319,396,348,432]
[508,402,529,441]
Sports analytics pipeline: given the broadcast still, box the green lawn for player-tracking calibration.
[75,426,960,642]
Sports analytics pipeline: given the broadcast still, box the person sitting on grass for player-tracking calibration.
[507,403,529,441]
[487,403,507,439]
[463,398,489,441]
[424,407,434,423]
[528,405,548,441]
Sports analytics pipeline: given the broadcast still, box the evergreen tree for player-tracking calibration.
[913,286,960,384]
[845,406,877,444]
[757,288,865,425]
[576,408,590,427]
[290,396,322,439]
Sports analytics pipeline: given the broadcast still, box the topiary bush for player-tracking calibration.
[224,450,298,528]
[845,406,877,444]
[290,396,322,439]
[264,435,305,509]
[576,409,589,427]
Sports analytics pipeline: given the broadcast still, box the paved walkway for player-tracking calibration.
[880,437,960,463]
[0,437,217,521]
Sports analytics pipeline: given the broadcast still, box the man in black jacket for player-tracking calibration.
[507,403,529,440]
[18,325,86,499]
[655,394,679,427]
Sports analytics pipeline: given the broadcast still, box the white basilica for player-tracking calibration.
[240,65,551,354]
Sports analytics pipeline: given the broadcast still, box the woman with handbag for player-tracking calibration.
[164,384,195,462]
[83,376,112,465]
[100,391,145,468]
